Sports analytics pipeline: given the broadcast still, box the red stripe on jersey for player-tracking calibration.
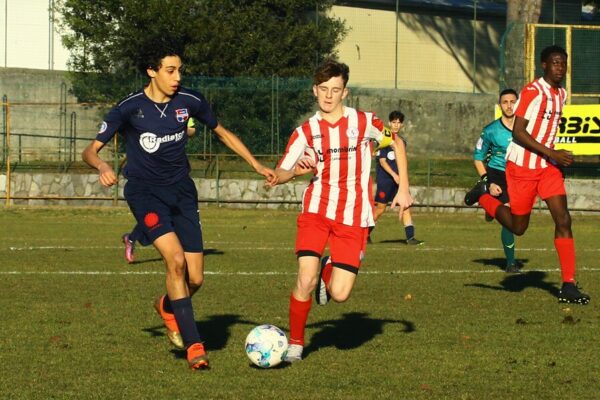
[352,112,368,224]
[301,122,317,204]
[335,117,350,222]
[318,120,332,217]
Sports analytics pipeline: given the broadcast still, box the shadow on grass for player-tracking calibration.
[304,312,415,358]
[145,313,257,358]
[128,248,224,265]
[465,270,560,297]
[471,257,529,271]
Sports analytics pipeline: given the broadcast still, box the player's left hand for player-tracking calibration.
[552,149,574,167]
[391,189,413,218]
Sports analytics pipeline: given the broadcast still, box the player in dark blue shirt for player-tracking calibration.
[82,45,276,370]
[369,111,423,245]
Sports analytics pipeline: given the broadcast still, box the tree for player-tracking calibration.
[55,0,346,153]
[502,0,543,91]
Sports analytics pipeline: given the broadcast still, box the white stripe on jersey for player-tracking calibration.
[307,118,322,215]
[326,126,341,221]
[118,92,144,107]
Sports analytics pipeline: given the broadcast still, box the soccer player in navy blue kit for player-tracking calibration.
[82,45,276,369]
[470,89,520,273]
[369,111,423,245]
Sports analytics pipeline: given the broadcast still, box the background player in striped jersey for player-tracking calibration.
[468,89,520,273]
[369,110,423,245]
[82,43,277,369]
[464,45,590,304]
[269,60,413,362]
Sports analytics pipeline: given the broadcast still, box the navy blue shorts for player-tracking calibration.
[124,177,203,252]
[374,179,398,204]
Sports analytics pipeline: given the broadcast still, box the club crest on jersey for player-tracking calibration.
[175,108,189,123]
[346,127,359,139]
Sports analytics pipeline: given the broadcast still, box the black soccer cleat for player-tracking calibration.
[558,282,590,305]
[505,262,522,274]
[464,179,488,206]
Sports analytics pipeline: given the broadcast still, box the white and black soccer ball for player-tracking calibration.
[244,324,288,368]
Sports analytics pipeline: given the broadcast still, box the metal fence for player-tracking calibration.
[526,23,600,102]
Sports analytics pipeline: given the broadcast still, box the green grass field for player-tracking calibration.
[1,206,599,400]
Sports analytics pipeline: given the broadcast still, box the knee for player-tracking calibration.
[188,275,204,290]
[296,274,317,296]
[555,213,572,233]
[330,289,351,303]
[165,252,186,277]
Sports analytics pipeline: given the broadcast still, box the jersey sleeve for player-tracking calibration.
[277,128,309,170]
[367,113,389,146]
[514,85,540,120]
[189,90,218,130]
[95,105,126,144]
[473,128,491,162]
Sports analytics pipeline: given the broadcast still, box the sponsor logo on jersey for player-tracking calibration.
[98,121,108,134]
[175,108,189,123]
[139,130,185,153]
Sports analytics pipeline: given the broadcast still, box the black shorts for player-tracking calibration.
[374,179,398,204]
[487,166,509,204]
[124,177,203,252]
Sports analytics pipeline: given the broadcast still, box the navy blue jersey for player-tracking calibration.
[96,87,218,185]
[375,135,406,184]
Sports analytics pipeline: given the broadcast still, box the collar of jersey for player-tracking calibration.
[314,106,349,127]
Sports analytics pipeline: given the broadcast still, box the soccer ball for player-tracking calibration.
[244,324,288,368]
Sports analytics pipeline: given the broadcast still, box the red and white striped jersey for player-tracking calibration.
[277,107,386,227]
[506,77,567,169]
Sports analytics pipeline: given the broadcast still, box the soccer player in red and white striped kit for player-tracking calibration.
[269,60,413,361]
[464,45,589,305]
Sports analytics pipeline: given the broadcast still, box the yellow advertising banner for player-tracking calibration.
[495,104,600,155]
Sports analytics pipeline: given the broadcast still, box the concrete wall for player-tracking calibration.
[1,172,599,212]
[0,68,109,161]
[1,68,497,160]
[331,5,504,93]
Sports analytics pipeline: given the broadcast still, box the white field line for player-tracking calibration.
[1,267,600,276]
[4,244,600,252]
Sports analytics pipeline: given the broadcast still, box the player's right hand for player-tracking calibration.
[98,163,118,187]
[552,149,574,167]
[293,156,316,176]
[489,183,502,197]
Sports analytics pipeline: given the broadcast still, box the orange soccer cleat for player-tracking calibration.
[187,342,209,370]
[153,295,184,349]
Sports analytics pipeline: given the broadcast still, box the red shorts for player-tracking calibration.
[506,162,566,215]
[295,212,368,273]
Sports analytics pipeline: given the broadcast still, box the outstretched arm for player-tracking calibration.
[212,123,278,184]
[271,157,316,186]
[390,137,413,217]
[82,140,118,187]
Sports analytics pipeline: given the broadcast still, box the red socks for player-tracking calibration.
[289,293,312,346]
[554,237,576,283]
[479,194,502,218]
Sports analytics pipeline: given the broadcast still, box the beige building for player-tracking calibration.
[330,3,505,93]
